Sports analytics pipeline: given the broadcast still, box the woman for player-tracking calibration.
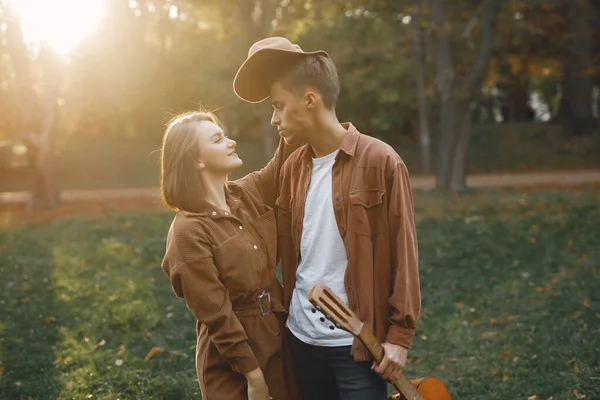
[160,111,298,400]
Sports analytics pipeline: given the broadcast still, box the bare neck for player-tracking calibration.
[199,173,230,212]
[307,112,347,158]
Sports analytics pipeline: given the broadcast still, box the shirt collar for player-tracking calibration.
[300,122,360,165]
[181,184,241,219]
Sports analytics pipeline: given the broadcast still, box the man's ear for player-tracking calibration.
[305,90,318,109]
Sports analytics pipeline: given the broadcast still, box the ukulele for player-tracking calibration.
[308,284,452,400]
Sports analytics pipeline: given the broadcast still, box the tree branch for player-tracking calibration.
[464,0,503,94]
[431,0,455,97]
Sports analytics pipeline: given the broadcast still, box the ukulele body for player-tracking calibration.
[388,376,452,400]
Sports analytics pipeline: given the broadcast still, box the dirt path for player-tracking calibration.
[1,169,599,206]
[2,169,599,228]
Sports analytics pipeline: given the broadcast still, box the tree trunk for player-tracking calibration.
[449,105,472,192]
[5,4,62,209]
[432,0,503,191]
[563,0,595,135]
[29,46,62,210]
[411,0,432,173]
[4,3,37,129]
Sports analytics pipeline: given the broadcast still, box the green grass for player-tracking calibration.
[1,122,598,192]
[0,190,599,399]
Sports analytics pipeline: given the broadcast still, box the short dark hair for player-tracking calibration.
[277,55,340,109]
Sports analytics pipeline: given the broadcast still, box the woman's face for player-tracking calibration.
[196,120,243,174]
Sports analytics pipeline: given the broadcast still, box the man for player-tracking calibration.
[233,37,420,400]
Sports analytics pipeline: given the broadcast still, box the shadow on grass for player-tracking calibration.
[0,228,61,399]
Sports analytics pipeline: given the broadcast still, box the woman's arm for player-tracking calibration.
[234,138,303,208]
[168,259,260,374]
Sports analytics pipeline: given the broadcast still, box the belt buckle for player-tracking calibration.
[257,290,272,317]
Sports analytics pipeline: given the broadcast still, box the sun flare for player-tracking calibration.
[10,0,106,54]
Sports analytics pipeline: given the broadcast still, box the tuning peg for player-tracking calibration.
[319,317,325,322]
[329,325,335,330]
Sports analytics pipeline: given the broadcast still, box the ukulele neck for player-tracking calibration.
[357,326,423,400]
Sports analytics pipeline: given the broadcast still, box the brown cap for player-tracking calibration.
[233,37,329,103]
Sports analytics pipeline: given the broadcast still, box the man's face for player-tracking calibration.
[269,81,311,145]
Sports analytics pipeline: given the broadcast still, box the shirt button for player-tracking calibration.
[253,245,258,249]
[211,211,217,216]
[341,226,345,231]
[239,226,243,230]
[335,170,340,175]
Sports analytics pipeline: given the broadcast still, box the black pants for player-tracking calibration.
[286,329,388,400]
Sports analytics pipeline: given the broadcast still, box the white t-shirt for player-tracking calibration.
[286,150,354,347]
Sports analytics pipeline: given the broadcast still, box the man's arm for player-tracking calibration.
[373,159,421,382]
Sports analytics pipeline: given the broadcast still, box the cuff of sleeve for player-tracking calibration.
[385,325,416,349]
[228,342,260,375]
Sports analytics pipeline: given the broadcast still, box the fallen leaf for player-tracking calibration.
[420,334,428,341]
[480,331,498,339]
[67,381,74,389]
[528,237,536,244]
[513,357,519,363]
[115,359,123,367]
[21,298,31,303]
[44,316,55,325]
[117,344,126,356]
[456,302,464,310]
[59,294,71,302]
[64,356,73,364]
[502,374,509,382]
[568,359,580,373]
[145,347,164,360]
[95,339,106,348]
[490,314,520,326]
[0,367,4,375]
[527,395,541,400]
[471,320,482,326]
[52,357,63,365]
[166,305,174,311]
[502,353,511,359]
[14,381,22,388]
[529,225,540,234]
[573,389,586,399]
[582,300,590,308]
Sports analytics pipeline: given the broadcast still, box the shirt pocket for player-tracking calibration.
[250,209,277,267]
[275,195,293,238]
[213,235,260,293]
[349,189,385,236]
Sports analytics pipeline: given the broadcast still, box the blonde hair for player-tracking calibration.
[160,111,218,212]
